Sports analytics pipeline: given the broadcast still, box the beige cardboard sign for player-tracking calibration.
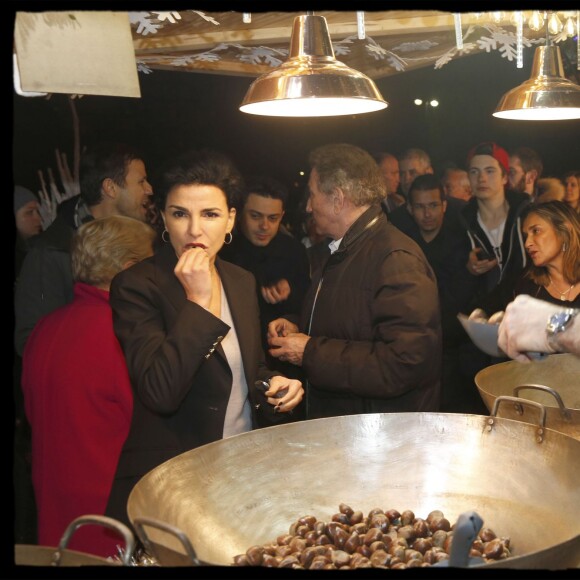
[14,11,141,98]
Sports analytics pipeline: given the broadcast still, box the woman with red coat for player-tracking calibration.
[21,216,156,557]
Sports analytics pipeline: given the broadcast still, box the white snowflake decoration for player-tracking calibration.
[239,47,286,67]
[551,31,569,44]
[392,40,439,53]
[128,13,563,76]
[151,11,182,25]
[129,12,162,36]
[190,10,220,26]
[367,42,389,60]
[136,62,153,74]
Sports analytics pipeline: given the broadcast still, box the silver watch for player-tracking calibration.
[546,308,579,336]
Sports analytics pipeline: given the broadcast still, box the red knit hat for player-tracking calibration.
[466,142,510,174]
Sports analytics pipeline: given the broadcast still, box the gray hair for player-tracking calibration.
[309,143,386,206]
[399,148,432,171]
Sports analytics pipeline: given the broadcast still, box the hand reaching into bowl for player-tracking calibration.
[498,295,580,362]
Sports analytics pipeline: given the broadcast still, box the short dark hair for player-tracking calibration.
[512,146,543,179]
[408,174,445,204]
[371,151,397,165]
[155,149,243,211]
[467,141,509,175]
[80,143,144,207]
[243,175,289,210]
[563,169,580,182]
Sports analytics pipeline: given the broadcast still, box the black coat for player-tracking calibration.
[105,244,289,527]
[219,229,311,341]
[458,190,532,304]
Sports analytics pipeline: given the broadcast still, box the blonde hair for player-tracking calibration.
[71,216,156,287]
[536,177,565,204]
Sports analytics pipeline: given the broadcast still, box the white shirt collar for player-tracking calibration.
[328,238,343,254]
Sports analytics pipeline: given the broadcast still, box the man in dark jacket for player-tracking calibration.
[14,143,153,356]
[406,174,485,413]
[219,175,310,377]
[267,143,442,419]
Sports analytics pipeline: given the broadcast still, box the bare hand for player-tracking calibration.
[498,295,556,362]
[174,247,212,308]
[268,333,310,367]
[261,279,291,304]
[267,318,299,340]
[466,248,497,276]
[265,375,304,412]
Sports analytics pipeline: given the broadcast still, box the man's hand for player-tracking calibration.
[267,318,299,340]
[261,279,291,304]
[498,295,556,362]
[466,247,497,276]
[268,332,310,367]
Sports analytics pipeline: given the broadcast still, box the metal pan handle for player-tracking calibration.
[53,514,136,566]
[132,516,201,566]
[513,384,573,420]
[489,395,547,443]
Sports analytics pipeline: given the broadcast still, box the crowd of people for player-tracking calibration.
[13,140,579,556]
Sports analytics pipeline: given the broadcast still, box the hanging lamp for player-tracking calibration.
[493,21,580,120]
[239,13,388,117]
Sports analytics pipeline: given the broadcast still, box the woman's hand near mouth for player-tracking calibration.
[174,245,213,308]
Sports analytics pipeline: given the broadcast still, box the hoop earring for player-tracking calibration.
[224,232,233,245]
[161,229,170,243]
[562,243,567,252]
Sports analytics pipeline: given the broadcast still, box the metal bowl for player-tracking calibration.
[127,412,580,569]
[475,353,580,440]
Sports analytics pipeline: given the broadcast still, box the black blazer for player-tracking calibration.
[106,243,282,526]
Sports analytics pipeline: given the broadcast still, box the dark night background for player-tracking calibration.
[12,23,580,221]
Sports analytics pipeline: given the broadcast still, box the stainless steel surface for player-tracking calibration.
[128,412,580,569]
[476,353,580,439]
[15,514,135,566]
[14,545,120,566]
[240,15,387,117]
[493,45,580,120]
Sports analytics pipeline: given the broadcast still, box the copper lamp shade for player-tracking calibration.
[239,15,388,117]
[493,45,580,121]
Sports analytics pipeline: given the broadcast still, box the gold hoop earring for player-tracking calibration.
[224,232,233,245]
[162,229,170,243]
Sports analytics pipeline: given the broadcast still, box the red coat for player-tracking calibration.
[22,282,133,557]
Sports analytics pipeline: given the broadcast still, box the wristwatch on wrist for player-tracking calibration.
[546,308,579,337]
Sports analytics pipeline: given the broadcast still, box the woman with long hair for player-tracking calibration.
[473,200,580,316]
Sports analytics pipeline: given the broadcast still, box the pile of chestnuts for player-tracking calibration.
[232,503,512,569]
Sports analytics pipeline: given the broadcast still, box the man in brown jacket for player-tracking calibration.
[267,143,442,419]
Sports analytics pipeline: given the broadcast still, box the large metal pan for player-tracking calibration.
[14,515,135,566]
[475,353,580,439]
[127,412,580,569]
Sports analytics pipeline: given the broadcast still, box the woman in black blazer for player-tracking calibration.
[106,150,303,528]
